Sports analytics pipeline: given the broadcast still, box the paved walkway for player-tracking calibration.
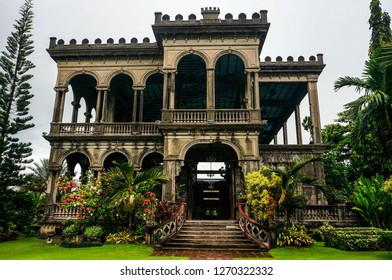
[151,251,273,260]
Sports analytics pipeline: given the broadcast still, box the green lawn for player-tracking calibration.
[1,238,391,260]
[269,242,392,260]
[0,238,185,260]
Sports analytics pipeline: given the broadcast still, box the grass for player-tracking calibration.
[0,237,185,260]
[268,242,392,260]
[1,238,391,260]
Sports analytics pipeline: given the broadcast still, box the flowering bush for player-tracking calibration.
[245,166,281,224]
[144,192,158,224]
[56,175,78,195]
[57,173,104,219]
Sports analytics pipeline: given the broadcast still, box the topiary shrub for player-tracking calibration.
[277,225,315,247]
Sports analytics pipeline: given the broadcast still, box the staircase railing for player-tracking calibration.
[237,203,273,250]
[145,203,185,246]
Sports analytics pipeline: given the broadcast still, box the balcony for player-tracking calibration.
[47,122,160,138]
[46,109,263,138]
[162,108,262,126]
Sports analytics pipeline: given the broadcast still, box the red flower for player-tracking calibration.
[144,199,151,203]
[268,196,273,201]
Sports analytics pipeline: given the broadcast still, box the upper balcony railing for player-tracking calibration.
[163,108,261,124]
[48,109,262,137]
[49,122,160,136]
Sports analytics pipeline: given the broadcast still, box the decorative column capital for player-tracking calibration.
[54,86,68,93]
[307,74,319,82]
[96,86,109,91]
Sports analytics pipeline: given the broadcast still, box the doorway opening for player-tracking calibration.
[178,142,241,220]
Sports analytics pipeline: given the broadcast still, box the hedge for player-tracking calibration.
[322,227,392,251]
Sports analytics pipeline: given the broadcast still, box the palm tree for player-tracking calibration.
[101,161,169,230]
[102,161,169,208]
[334,58,392,146]
[272,156,323,225]
[376,44,392,68]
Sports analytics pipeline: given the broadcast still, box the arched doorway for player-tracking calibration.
[179,142,241,220]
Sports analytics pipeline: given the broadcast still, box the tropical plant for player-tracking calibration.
[0,0,35,188]
[277,225,315,247]
[101,162,169,208]
[351,175,392,229]
[271,157,323,225]
[334,58,392,176]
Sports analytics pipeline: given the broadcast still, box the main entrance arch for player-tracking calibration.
[178,142,241,220]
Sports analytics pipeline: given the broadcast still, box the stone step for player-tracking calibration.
[158,220,264,252]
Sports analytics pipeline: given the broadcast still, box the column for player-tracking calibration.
[253,72,260,109]
[132,89,138,122]
[206,68,215,109]
[95,89,103,122]
[169,72,176,109]
[138,88,144,122]
[58,88,67,123]
[246,71,252,108]
[101,89,108,122]
[52,88,62,122]
[283,122,288,145]
[162,72,168,109]
[295,105,303,144]
[307,75,322,144]
[71,101,81,123]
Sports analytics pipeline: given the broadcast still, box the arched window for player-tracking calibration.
[66,74,98,123]
[215,54,246,109]
[175,54,207,109]
[143,73,164,122]
[109,74,134,122]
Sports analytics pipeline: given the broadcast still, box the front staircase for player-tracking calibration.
[158,220,265,252]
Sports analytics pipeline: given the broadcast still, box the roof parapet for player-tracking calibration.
[153,7,269,25]
[263,54,324,64]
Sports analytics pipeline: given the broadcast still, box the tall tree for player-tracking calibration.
[0,0,35,188]
[369,0,392,57]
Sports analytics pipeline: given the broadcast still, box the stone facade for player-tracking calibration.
[41,7,326,233]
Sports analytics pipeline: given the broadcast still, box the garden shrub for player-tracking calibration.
[277,225,315,247]
[245,166,280,224]
[0,231,19,243]
[84,226,104,242]
[154,200,174,224]
[380,232,392,253]
[62,224,80,238]
[322,227,392,251]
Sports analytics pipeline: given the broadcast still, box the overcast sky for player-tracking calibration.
[1,0,391,163]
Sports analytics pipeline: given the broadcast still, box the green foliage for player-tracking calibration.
[84,226,103,242]
[322,227,392,251]
[277,225,315,247]
[245,166,280,223]
[351,175,392,229]
[105,231,135,244]
[0,0,35,188]
[369,0,392,57]
[62,224,80,238]
[0,189,35,235]
[380,232,392,253]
